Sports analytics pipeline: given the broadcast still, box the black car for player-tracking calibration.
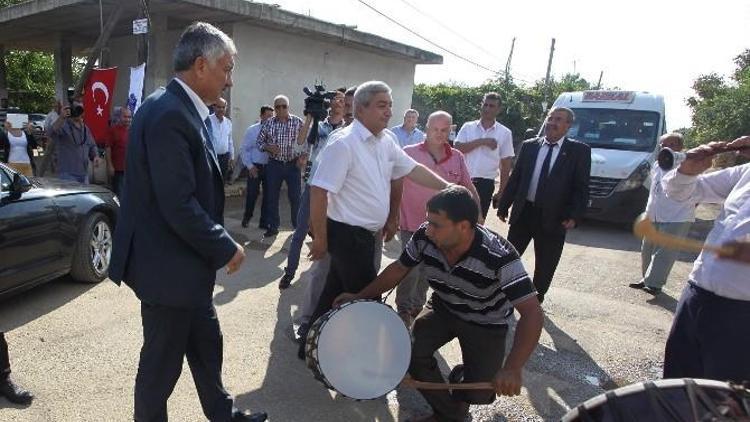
[0,163,119,299]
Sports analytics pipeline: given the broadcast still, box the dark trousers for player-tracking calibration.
[307,219,378,330]
[217,153,230,183]
[471,178,495,218]
[285,185,312,276]
[0,332,10,379]
[243,164,268,227]
[112,170,125,198]
[265,159,302,231]
[507,202,566,303]
[134,303,233,422]
[410,299,507,422]
[663,282,750,382]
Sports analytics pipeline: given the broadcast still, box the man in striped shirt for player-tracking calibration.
[257,94,305,237]
[335,186,543,422]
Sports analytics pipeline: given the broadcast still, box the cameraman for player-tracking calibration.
[279,87,346,290]
[50,99,98,183]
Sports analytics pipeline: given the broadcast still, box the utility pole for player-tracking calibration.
[596,70,603,90]
[504,37,515,82]
[543,38,556,111]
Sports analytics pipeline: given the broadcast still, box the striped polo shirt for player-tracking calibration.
[399,224,536,326]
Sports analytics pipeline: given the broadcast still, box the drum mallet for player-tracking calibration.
[633,214,734,255]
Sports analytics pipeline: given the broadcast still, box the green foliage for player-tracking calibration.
[5,50,56,112]
[687,49,750,146]
[412,73,595,140]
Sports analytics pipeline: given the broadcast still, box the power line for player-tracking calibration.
[395,0,502,63]
[355,0,529,83]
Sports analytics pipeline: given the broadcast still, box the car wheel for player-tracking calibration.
[70,212,112,283]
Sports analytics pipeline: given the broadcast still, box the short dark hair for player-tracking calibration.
[426,186,478,227]
[483,92,502,104]
[345,86,357,97]
[336,86,347,94]
[260,105,273,115]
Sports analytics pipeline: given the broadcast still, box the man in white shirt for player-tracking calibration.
[454,92,514,218]
[629,133,696,295]
[391,109,425,148]
[661,135,750,383]
[208,97,234,183]
[299,81,449,359]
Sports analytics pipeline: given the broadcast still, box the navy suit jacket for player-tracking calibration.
[497,137,591,234]
[109,79,236,308]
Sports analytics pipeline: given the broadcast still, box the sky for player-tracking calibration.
[268,0,749,130]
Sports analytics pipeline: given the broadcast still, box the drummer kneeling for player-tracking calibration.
[335,186,543,422]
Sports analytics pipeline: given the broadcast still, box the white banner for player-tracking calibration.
[128,63,146,114]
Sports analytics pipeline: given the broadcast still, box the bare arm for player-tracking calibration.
[297,114,314,145]
[384,178,404,242]
[493,296,543,396]
[454,138,495,154]
[333,261,411,306]
[308,186,329,260]
[407,163,449,190]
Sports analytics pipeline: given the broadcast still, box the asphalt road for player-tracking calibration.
[0,196,704,421]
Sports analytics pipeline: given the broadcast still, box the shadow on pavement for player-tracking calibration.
[565,220,642,252]
[213,230,291,306]
[524,316,616,420]
[0,276,97,332]
[646,292,679,313]
[235,283,396,421]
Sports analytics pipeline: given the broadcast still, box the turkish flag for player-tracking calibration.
[83,67,118,145]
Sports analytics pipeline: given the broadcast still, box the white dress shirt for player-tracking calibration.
[663,163,750,300]
[527,137,565,202]
[311,119,417,231]
[174,78,209,123]
[208,114,234,159]
[454,119,514,179]
[645,162,696,223]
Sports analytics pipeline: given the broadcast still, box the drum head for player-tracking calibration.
[315,301,411,400]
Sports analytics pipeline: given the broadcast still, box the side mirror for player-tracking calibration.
[11,173,32,194]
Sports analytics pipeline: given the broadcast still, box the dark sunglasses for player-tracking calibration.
[274,104,288,109]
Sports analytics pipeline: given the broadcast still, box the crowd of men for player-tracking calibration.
[1,20,749,422]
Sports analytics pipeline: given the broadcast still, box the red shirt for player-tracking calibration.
[105,124,129,171]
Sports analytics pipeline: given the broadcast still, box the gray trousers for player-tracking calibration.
[395,230,429,314]
[641,221,692,289]
[296,233,384,326]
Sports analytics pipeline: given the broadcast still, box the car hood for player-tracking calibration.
[31,177,113,195]
[590,149,652,179]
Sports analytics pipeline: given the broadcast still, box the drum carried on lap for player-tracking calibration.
[561,378,750,421]
[304,300,412,400]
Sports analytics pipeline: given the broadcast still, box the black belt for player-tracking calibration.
[271,158,297,164]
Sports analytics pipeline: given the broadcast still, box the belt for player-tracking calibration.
[271,157,298,164]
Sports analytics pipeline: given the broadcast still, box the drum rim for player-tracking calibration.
[561,378,742,421]
[307,299,412,400]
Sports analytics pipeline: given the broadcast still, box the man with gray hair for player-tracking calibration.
[496,107,591,304]
[257,94,305,237]
[298,80,450,359]
[110,22,266,422]
[391,108,425,148]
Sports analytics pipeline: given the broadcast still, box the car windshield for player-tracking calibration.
[566,108,661,152]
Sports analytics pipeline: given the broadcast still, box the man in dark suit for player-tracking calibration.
[496,107,591,303]
[109,22,266,422]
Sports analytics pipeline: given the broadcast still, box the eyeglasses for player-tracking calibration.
[274,104,288,109]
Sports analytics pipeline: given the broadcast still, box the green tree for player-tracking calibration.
[687,49,750,146]
[5,50,56,112]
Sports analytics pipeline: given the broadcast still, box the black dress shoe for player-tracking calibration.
[0,376,34,405]
[628,282,646,289]
[241,216,251,228]
[231,409,267,422]
[263,228,279,237]
[643,286,662,295]
[278,273,294,290]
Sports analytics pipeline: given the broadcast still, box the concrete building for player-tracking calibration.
[0,0,441,151]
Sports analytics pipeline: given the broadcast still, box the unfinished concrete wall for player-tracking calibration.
[230,22,417,152]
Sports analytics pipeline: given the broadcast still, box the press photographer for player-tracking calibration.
[48,92,98,183]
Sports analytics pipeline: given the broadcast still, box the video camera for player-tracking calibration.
[303,84,338,121]
[66,87,84,118]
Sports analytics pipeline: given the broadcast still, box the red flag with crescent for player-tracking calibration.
[84,67,118,145]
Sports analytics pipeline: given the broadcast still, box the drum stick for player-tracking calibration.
[401,377,494,391]
[632,214,733,255]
